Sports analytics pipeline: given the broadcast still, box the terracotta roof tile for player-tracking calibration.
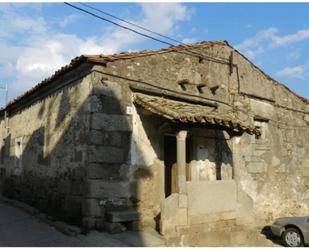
[1,40,307,114]
[1,41,227,112]
[134,92,260,135]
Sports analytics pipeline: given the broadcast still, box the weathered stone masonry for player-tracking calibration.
[0,41,308,245]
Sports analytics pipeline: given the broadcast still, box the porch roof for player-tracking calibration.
[133,92,260,135]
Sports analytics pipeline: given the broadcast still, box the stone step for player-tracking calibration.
[106,209,139,223]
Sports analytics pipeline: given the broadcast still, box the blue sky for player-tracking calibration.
[1,2,309,107]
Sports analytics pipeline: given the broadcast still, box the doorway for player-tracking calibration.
[163,135,176,198]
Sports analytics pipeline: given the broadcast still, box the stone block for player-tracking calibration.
[178,194,188,208]
[247,161,266,173]
[85,179,131,199]
[88,145,124,163]
[176,223,210,235]
[252,149,266,157]
[182,230,232,246]
[165,236,182,246]
[87,163,109,179]
[83,198,102,217]
[89,130,103,145]
[160,207,187,236]
[73,150,83,162]
[188,211,237,226]
[108,132,122,146]
[91,113,132,131]
[106,209,139,222]
[87,162,120,180]
[89,130,127,147]
[187,180,237,216]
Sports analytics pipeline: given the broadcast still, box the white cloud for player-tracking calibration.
[58,14,80,28]
[182,38,197,44]
[276,66,305,79]
[0,4,48,39]
[235,28,277,59]
[141,3,189,34]
[99,3,189,54]
[236,27,309,59]
[270,29,309,47]
[276,60,309,80]
[0,3,190,103]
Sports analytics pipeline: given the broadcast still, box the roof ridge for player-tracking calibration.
[0,39,307,114]
[84,40,228,62]
[0,40,228,112]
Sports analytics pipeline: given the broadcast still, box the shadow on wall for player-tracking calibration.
[0,75,155,246]
[1,85,90,225]
[0,71,235,246]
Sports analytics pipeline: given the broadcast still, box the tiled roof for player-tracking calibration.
[87,40,227,62]
[134,92,260,135]
[1,40,308,114]
[1,41,227,112]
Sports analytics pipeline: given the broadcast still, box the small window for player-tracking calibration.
[15,137,23,159]
[254,117,269,140]
[13,137,23,176]
[254,126,262,139]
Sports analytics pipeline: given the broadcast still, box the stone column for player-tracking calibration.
[176,130,187,194]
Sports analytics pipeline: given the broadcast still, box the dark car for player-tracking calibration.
[270,216,309,247]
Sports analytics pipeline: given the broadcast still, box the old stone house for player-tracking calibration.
[0,41,308,245]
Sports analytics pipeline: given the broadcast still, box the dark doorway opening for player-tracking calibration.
[163,135,176,198]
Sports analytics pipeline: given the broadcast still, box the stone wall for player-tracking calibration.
[234,98,309,225]
[0,65,93,225]
[80,71,165,229]
[89,42,308,242]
